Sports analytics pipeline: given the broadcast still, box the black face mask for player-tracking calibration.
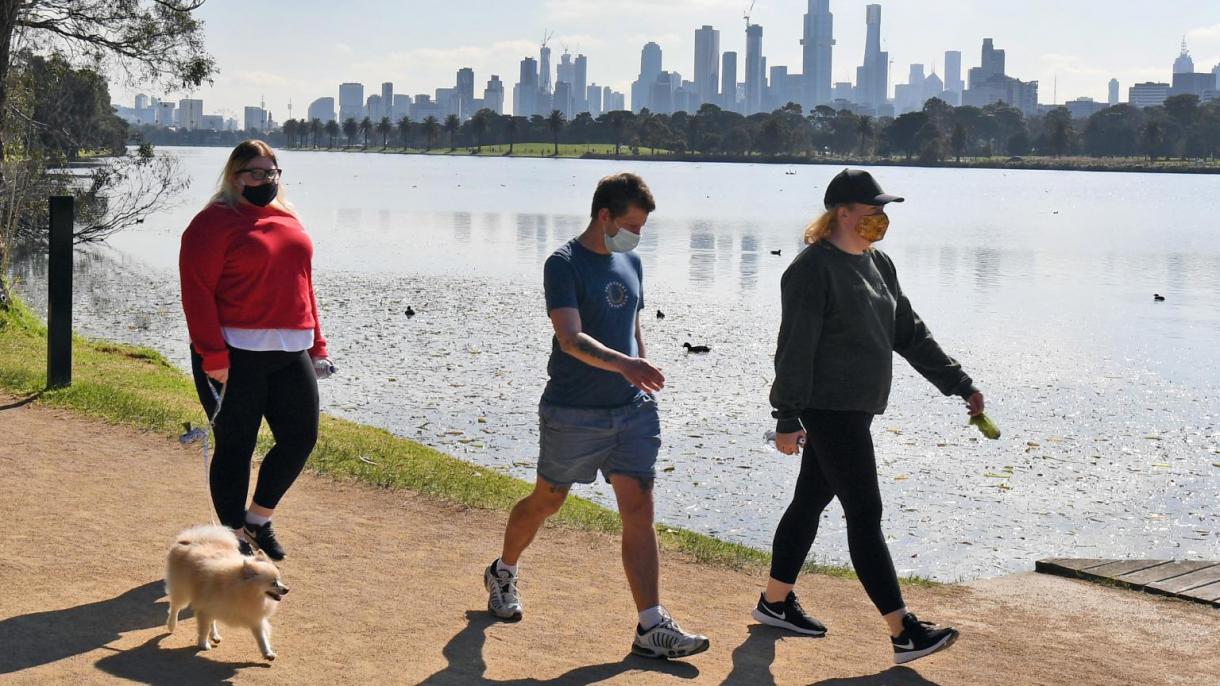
[241,182,278,207]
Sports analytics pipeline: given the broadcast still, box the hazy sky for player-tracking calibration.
[110,0,1220,118]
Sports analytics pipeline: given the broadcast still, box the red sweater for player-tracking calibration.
[180,202,328,372]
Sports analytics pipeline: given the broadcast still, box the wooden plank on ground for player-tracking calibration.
[1034,559,1114,575]
[1116,560,1218,586]
[1146,565,1220,595]
[1178,581,1220,605]
[1081,560,1170,579]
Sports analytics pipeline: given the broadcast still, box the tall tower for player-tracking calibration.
[745,24,764,114]
[1108,78,1120,106]
[721,51,738,112]
[854,4,888,111]
[574,54,588,113]
[632,42,663,112]
[1173,37,1194,74]
[801,0,834,109]
[539,33,554,95]
[694,25,721,108]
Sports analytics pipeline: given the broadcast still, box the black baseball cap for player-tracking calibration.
[823,169,905,210]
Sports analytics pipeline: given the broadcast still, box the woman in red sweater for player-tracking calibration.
[179,139,332,560]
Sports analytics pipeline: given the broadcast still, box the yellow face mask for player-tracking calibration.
[855,212,890,242]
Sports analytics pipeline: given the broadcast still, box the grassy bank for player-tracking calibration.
[312,143,665,159]
[0,297,936,585]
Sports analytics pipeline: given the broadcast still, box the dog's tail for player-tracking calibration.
[170,524,239,550]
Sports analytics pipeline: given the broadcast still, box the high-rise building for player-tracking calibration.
[367,94,383,121]
[484,75,505,115]
[557,52,574,88]
[177,98,203,130]
[745,24,764,114]
[134,94,149,110]
[243,106,267,132]
[540,44,553,95]
[587,84,603,117]
[721,51,738,112]
[1129,82,1169,108]
[554,81,574,119]
[1213,64,1220,90]
[768,66,789,111]
[854,5,889,113]
[694,25,721,107]
[944,51,964,105]
[969,38,1005,89]
[962,38,1037,115]
[308,97,336,123]
[381,82,393,115]
[338,82,364,122]
[1108,78,1120,106]
[514,57,539,117]
[632,42,663,112]
[893,65,926,114]
[392,94,412,120]
[649,71,675,115]
[801,0,834,109]
[574,54,588,114]
[1173,38,1194,74]
[455,67,475,117]
[606,88,625,113]
[155,101,175,126]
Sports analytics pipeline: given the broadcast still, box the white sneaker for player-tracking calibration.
[631,615,710,659]
[484,561,523,622]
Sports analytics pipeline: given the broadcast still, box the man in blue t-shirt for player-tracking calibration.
[483,173,709,660]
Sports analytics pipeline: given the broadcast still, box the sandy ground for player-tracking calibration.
[1,396,1217,685]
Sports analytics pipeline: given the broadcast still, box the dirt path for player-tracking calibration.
[1,397,1217,685]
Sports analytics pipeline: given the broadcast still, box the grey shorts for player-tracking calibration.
[537,396,660,487]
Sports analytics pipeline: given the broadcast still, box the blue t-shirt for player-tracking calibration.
[542,239,645,408]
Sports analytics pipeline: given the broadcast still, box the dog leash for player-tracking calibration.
[179,379,226,526]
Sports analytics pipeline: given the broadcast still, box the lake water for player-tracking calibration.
[13,147,1220,581]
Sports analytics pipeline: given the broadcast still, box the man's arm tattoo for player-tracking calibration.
[576,336,618,363]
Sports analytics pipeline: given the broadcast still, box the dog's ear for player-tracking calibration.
[242,560,258,579]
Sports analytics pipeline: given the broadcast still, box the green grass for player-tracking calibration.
[0,297,934,585]
[303,143,670,159]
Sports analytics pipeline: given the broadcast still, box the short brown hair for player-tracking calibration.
[590,173,656,220]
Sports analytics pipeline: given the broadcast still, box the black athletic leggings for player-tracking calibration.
[769,409,905,615]
[190,347,319,530]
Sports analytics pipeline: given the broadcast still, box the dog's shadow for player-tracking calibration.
[417,610,701,685]
[94,634,268,685]
[0,580,168,675]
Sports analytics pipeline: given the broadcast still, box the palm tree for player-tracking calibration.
[342,118,358,147]
[376,116,392,149]
[471,111,488,153]
[608,112,625,156]
[422,116,440,151]
[951,122,968,163]
[503,115,519,155]
[282,119,298,147]
[443,114,460,151]
[856,115,873,157]
[309,118,322,148]
[358,116,373,148]
[547,109,565,157]
[397,116,412,150]
[325,119,340,148]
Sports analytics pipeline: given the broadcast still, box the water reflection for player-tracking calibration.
[689,226,715,287]
[740,233,759,292]
[453,212,471,245]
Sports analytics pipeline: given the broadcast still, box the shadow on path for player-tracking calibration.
[94,634,269,685]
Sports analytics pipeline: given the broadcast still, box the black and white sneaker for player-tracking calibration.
[484,561,523,622]
[891,613,958,664]
[751,592,827,636]
[242,521,286,561]
[631,615,710,659]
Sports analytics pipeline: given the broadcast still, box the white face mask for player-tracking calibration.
[604,224,641,253]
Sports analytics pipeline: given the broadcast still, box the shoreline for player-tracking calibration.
[146,142,1220,175]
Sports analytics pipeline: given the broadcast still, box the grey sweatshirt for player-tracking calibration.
[770,240,977,434]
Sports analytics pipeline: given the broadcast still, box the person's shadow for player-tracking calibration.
[417,610,701,685]
[0,580,167,675]
[721,625,941,686]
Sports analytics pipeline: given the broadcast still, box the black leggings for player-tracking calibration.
[190,347,319,530]
[768,409,905,615]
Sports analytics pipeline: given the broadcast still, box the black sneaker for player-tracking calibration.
[891,613,958,664]
[751,592,827,636]
[243,521,286,561]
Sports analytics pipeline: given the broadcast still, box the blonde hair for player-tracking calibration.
[207,139,290,211]
[803,203,849,245]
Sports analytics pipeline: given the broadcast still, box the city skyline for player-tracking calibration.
[110,0,1220,122]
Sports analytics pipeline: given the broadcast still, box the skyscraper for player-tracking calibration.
[456,68,475,117]
[1173,38,1194,74]
[854,5,888,112]
[1108,78,1120,106]
[944,51,964,105]
[801,0,834,109]
[557,52,574,87]
[540,44,553,95]
[381,82,394,116]
[338,82,364,122]
[587,84,602,117]
[574,54,588,114]
[694,25,720,107]
[721,51,738,112]
[632,42,663,112]
[745,24,764,114]
[515,57,539,117]
[969,38,1006,89]
[307,97,336,123]
[485,75,505,115]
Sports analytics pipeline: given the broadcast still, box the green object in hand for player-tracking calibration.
[969,413,1002,440]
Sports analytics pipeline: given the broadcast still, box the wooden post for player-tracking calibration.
[47,196,73,389]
